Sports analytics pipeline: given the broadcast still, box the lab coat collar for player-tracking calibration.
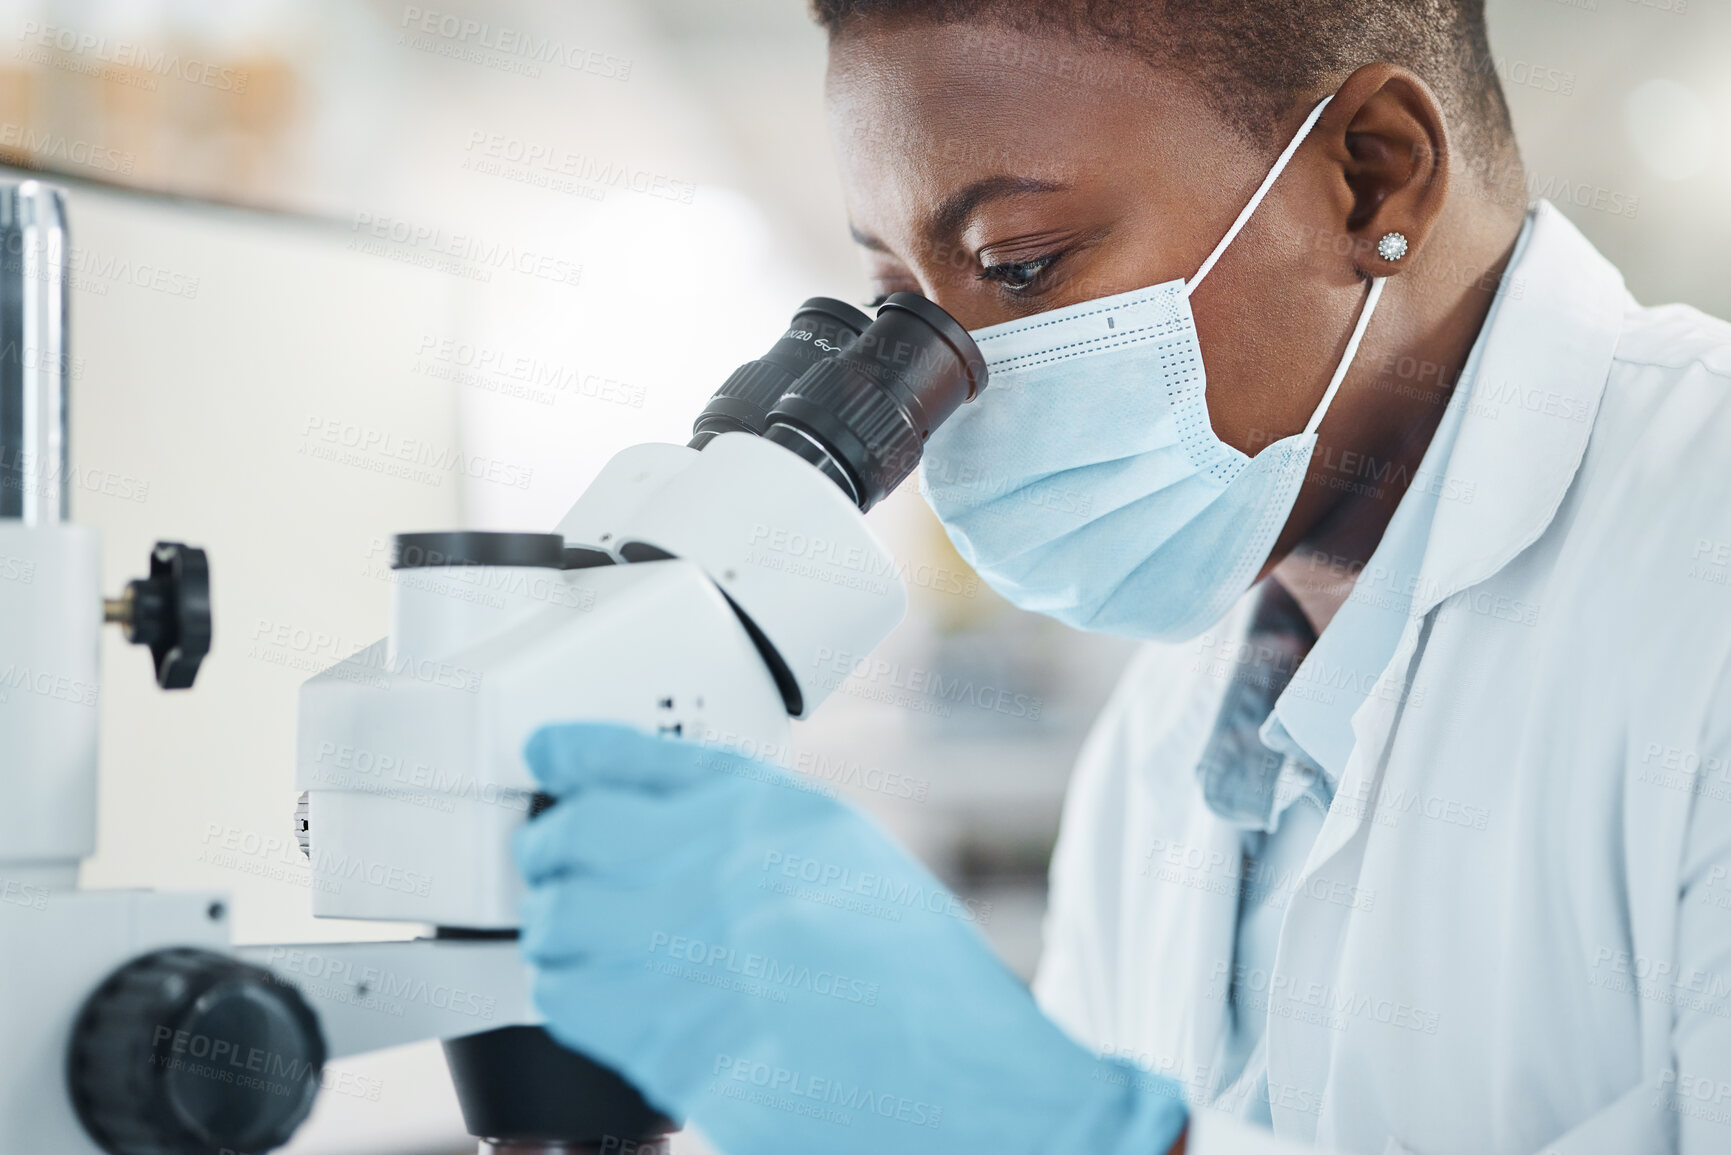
[1406,200,1630,618]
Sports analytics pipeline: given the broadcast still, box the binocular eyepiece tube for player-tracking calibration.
[689,296,873,448]
[689,292,988,512]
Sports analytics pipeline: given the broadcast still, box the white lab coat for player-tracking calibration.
[1034,201,1731,1154]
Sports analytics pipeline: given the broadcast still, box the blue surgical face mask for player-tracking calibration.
[919,96,1385,641]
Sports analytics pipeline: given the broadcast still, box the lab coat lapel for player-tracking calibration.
[1302,200,1628,875]
[1407,200,1628,620]
[1264,203,1632,1141]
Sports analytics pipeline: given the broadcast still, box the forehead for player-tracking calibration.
[824,20,1213,241]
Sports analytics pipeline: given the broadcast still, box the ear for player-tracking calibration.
[1316,63,1452,277]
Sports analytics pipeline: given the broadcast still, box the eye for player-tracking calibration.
[978,254,1061,294]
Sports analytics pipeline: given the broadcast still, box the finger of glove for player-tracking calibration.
[521,872,717,966]
[515,784,736,884]
[525,721,723,798]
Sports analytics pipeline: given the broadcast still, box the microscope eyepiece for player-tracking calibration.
[689,296,871,448]
[764,292,986,511]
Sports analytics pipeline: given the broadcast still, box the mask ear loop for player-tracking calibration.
[1303,275,1384,435]
[1180,93,1384,436]
[1186,95,1333,297]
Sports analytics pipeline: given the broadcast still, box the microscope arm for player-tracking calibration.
[236,938,539,1059]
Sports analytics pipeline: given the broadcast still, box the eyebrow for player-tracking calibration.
[847,175,1071,254]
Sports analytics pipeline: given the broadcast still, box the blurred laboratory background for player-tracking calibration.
[0,0,1723,1151]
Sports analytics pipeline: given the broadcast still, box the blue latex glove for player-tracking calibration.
[515,722,1188,1154]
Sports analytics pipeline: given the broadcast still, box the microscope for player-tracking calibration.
[0,177,988,1154]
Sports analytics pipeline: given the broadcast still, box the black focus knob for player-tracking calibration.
[107,542,212,689]
[67,948,326,1155]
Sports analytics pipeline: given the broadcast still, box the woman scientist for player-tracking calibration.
[514,2,1731,1152]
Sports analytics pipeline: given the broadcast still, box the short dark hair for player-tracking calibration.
[812,0,1517,174]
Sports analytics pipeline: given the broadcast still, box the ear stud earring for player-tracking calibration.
[1377,232,1409,262]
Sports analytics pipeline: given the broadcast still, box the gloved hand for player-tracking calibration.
[515,722,1189,1154]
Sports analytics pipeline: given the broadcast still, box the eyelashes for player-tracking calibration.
[863,248,1071,307]
[977,252,1063,295]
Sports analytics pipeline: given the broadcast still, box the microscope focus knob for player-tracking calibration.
[106,541,212,690]
[67,948,326,1155]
